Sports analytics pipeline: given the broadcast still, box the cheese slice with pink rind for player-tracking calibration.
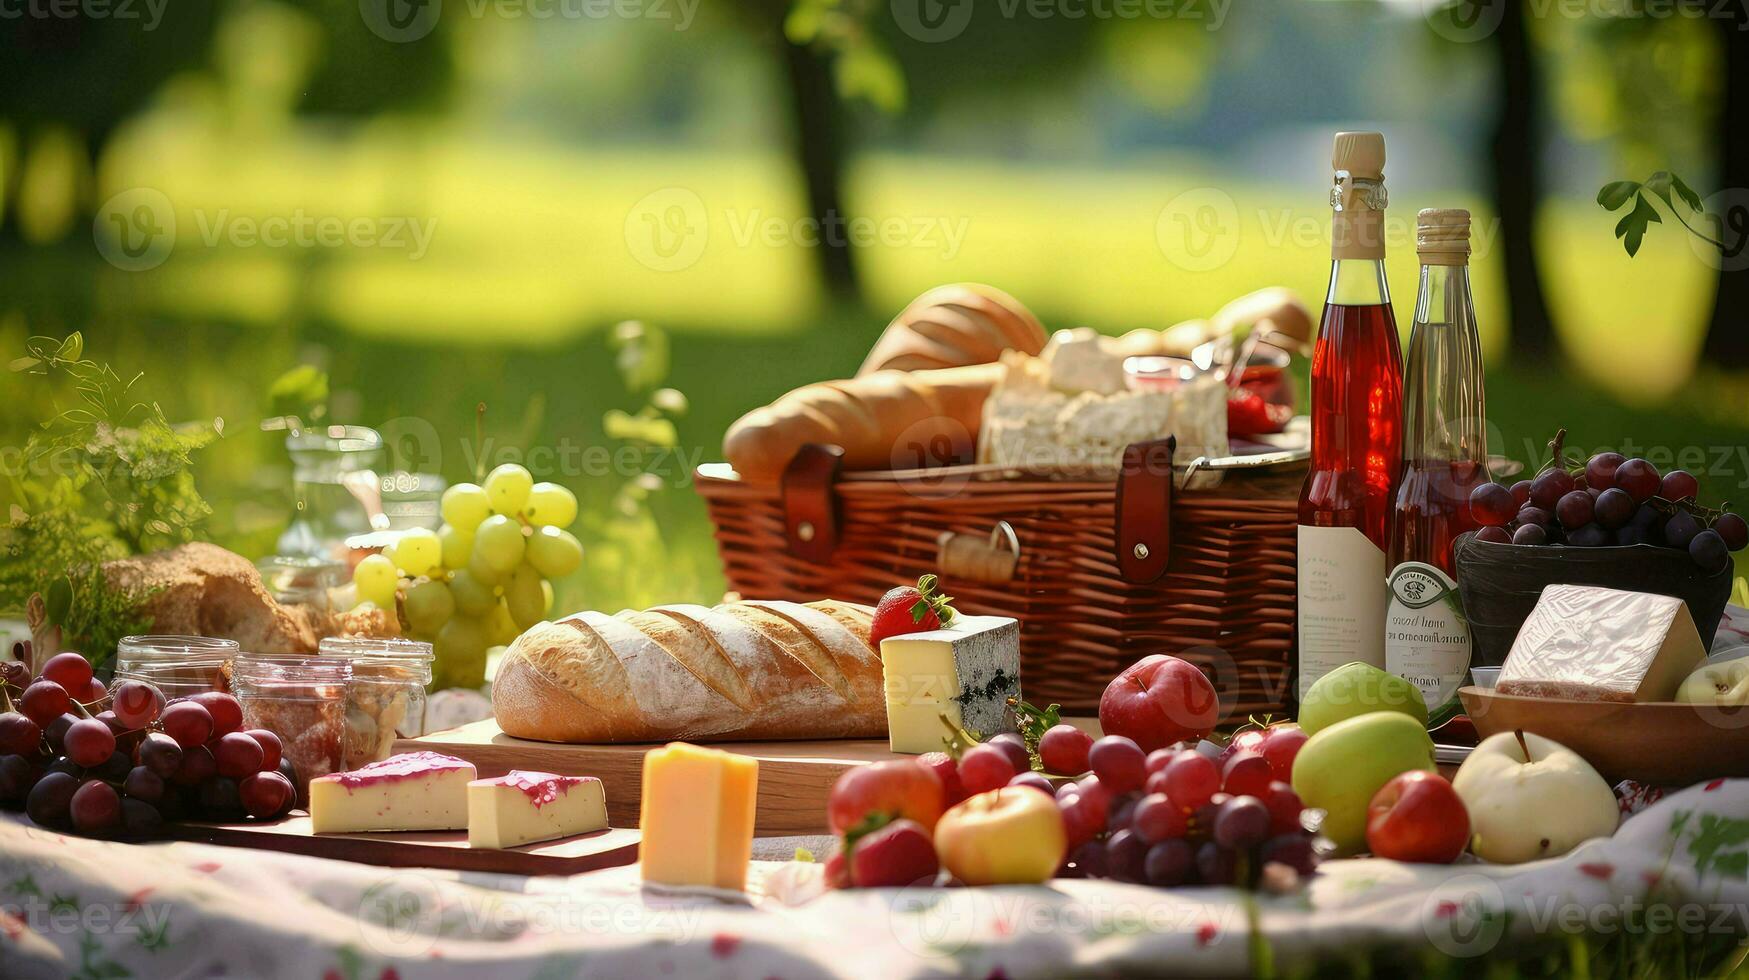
[467,771,608,849]
[309,751,475,833]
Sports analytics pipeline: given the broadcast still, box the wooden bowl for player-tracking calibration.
[1458,685,1749,785]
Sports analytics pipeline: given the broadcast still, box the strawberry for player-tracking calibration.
[869,574,957,646]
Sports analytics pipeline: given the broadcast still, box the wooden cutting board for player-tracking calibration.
[170,814,642,876]
[395,720,933,836]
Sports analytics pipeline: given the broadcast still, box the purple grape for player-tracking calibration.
[1664,511,1702,551]
[1144,839,1195,886]
[1616,525,1652,547]
[1593,488,1635,530]
[1567,523,1609,547]
[1260,833,1319,876]
[120,798,163,837]
[1196,842,1238,886]
[1470,483,1515,528]
[1614,459,1660,503]
[1555,491,1594,529]
[1691,530,1729,572]
[1104,828,1148,883]
[1475,526,1511,544]
[1106,793,1140,833]
[1661,470,1699,502]
[1509,480,1532,507]
[1512,524,1547,545]
[1212,795,1272,850]
[1530,469,1576,510]
[1715,513,1748,552]
[1070,839,1107,879]
[1517,505,1552,528]
[0,754,38,803]
[25,770,78,828]
[1586,452,1625,490]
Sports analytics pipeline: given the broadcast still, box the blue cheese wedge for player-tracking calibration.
[880,616,1022,754]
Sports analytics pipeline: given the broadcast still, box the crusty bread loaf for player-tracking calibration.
[722,363,1000,484]
[493,599,884,743]
[859,283,1047,375]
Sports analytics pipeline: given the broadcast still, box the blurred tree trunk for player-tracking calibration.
[1489,0,1557,360]
[779,34,860,301]
[1701,8,1749,367]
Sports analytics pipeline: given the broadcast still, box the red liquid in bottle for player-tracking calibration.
[1297,301,1404,549]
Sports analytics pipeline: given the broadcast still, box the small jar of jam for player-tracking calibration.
[232,654,351,804]
[114,635,240,699]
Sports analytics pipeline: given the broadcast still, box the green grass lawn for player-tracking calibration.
[4,123,1746,614]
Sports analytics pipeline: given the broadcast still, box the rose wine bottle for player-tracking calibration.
[1297,132,1403,700]
[1385,209,1487,715]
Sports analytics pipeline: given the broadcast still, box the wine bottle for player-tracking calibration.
[1297,132,1404,700]
[1385,208,1487,716]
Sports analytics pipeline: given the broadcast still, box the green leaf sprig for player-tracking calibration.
[1597,171,1725,258]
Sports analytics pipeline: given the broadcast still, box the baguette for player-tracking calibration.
[859,283,1047,375]
[493,599,884,743]
[722,363,1000,483]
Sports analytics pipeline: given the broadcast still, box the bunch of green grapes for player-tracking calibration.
[352,463,584,689]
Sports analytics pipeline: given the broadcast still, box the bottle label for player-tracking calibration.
[1384,561,1472,714]
[1297,525,1387,700]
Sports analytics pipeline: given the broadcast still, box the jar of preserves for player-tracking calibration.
[318,637,435,769]
[114,635,239,698]
[232,654,351,804]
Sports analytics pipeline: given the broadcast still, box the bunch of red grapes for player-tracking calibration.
[1021,724,1321,889]
[1469,453,1747,572]
[0,652,297,837]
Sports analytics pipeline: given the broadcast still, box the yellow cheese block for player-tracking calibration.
[467,771,608,849]
[638,743,757,890]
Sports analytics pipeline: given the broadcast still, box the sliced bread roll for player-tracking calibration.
[493,599,883,743]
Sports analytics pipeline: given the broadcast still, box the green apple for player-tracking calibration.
[1291,711,1437,855]
[1675,658,1749,706]
[1451,731,1619,864]
[1299,662,1429,735]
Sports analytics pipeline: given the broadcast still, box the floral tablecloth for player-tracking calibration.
[1,780,1745,978]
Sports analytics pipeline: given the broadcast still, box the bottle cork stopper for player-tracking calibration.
[1417,208,1471,265]
[1332,132,1386,179]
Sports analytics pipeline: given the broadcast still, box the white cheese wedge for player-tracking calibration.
[880,615,1022,754]
[308,751,475,834]
[1498,585,1707,702]
[467,771,608,849]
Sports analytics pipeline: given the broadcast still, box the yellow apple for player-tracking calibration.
[934,788,1066,885]
[1675,658,1749,706]
[1451,731,1619,864]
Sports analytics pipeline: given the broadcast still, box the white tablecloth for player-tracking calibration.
[1,779,1745,978]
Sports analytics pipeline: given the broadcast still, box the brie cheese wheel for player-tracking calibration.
[880,615,1021,754]
[467,771,608,849]
[308,751,475,834]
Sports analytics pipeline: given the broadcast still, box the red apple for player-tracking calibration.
[849,818,940,888]
[1099,655,1220,753]
[1366,770,1470,864]
[828,760,946,835]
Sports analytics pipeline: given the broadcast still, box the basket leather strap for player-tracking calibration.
[781,443,844,562]
[1115,437,1174,583]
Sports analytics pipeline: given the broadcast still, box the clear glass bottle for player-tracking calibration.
[1386,208,1486,715]
[318,636,435,770]
[276,425,385,560]
[1297,132,1404,700]
[114,635,240,698]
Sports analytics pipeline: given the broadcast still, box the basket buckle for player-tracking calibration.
[781,443,844,563]
[1114,436,1174,584]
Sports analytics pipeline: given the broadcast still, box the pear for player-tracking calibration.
[1291,711,1437,855]
[1675,658,1749,706]
[1299,662,1428,735]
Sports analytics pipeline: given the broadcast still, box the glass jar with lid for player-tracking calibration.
[318,637,434,770]
[231,654,351,804]
[114,636,240,698]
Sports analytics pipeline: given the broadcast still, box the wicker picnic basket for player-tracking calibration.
[695,440,1305,719]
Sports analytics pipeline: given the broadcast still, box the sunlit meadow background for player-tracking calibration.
[4,0,1749,616]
